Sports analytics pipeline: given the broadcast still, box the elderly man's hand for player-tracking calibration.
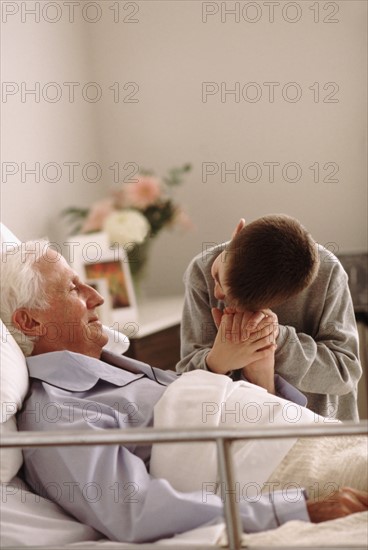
[307,487,368,522]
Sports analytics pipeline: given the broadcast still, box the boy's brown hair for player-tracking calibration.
[224,214,320,311]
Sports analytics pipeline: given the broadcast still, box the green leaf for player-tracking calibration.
[61,207,89,217]
[163,164,192,187]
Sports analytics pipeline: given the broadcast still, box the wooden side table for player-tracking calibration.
[122,296,184,371]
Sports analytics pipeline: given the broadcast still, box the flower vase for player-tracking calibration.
[127,239,151,298]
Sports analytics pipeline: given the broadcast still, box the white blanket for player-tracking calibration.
[150,370,321,494]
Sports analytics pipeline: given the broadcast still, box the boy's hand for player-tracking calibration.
[210,307,278,392]
[241,346,276,394]
[206,311,276,375]
[244,309,279,341]
[211,307,223,331]
[211,307,279,343]
[211,308,255,343]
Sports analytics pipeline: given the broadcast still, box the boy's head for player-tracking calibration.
[211,214,320,311]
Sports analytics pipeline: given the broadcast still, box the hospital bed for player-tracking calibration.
[1,223,367,549]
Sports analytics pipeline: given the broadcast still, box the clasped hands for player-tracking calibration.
[206,307,279,393]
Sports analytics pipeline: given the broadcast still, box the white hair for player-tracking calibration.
[0,240,52,355]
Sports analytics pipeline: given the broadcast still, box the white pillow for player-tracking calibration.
[103,325,130,355]
[0,320,29,424]
[1,224,29,482]
[0,321,29,483]
[0,419,23,483]
[0,477,102,546]
[0,222,20,247]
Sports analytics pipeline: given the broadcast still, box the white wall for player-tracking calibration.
[1,1,367,296]
[1,7,106,243]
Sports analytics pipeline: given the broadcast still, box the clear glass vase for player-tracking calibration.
[127,239,151,296]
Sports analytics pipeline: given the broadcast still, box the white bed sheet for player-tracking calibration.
[0,477,101,547]
[1,475,367,548]
[0,476,224,548]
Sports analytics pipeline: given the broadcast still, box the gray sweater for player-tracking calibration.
[176,243,362,421]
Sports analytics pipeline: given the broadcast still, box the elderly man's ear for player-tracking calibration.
[231,218,246,240]
[12,309,45,337]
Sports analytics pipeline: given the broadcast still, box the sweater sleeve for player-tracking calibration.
[275,261,361,399]
[176,253,219,373]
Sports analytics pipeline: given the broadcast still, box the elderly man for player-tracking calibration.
[1,241,367,544]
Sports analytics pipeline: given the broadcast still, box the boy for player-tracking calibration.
[176,214,361,420]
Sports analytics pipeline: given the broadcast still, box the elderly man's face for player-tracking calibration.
[28,250,108,358]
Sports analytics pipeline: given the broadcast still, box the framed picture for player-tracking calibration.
[66,232,138,326]
[64,232,110,267]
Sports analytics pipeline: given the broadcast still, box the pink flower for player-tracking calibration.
[123,176,162,209]
[112,189,126,209]
[80,198,114,233]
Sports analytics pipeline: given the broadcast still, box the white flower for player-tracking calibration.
[103,209,150,246]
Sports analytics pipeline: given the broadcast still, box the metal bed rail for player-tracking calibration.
[1,421,368,550]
